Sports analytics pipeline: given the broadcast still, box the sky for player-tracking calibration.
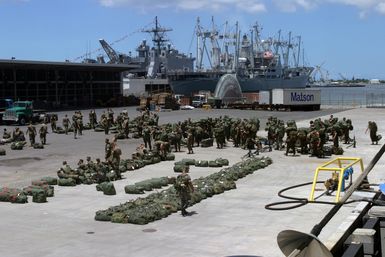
[0,0,385,79]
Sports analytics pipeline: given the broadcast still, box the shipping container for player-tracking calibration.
[272,88,321,111]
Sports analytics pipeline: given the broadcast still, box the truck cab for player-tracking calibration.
[192,94,207,107]
[3,101,35,125]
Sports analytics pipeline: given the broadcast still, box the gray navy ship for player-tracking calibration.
[94,17,314,99]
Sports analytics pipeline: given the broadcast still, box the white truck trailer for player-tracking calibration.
[271,88,321,111]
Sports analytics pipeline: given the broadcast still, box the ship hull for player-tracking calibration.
[170,74,309,96]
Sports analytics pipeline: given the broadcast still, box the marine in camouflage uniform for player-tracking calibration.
[143,126,152,151]
[186,131,194,154]
[214,124,225,149]
[39,123,48,145]
[297,129,308,154]
[89,110,97,129]
[50,115,57,133]
[367,121,380,145]
[308,129,321,157]
[105,138,112,161]
[72,113,79,139]
[122,117,130,138]
[275,120,285,150]
[26,123,37,146]
[62,115,70,135]
[175,166,194,216]
[285,128,297,156]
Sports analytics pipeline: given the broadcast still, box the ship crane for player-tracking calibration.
[99,39,120,64]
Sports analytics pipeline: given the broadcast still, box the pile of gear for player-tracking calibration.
[94,156,272,225]
[173,158,229,172]
[124,177,176,194]
[0,176,57,204]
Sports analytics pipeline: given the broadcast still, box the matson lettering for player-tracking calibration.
[290,92,314,102]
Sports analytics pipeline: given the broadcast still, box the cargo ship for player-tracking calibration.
[95,17,314,99]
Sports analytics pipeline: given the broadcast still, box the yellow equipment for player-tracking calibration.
[309,157,364,203]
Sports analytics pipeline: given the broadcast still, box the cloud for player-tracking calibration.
[273,0,317,12]
[99,0,267,13]
[99,0,385,16]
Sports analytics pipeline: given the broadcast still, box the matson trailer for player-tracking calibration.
[271,88,321,111]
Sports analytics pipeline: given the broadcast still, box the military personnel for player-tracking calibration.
[214,124,225,149]
[57,161,73,179]
[285,129,297,156]
[107,108,114,124]
[2,128,11,139]
[308,129,321,157]
[105,138,112,161]
[366,121,380,145]
[331,128,339,148]
[12,128,25,142]
[77,111,83,136]
[50,115,57,133]
[72,113,79,139]
[111,146,122,179]
[39,123,48,145]
[89,110,97,129]
[26,123,37,146]
[275,120,285,150]
[297,129,308,154]
[175,166,194,216]
[143,126,152,150]
[186,131,194,154]
[246,137,256,157]
[122,117,130,139]
[101,115,109,135]
[62,114,71,135]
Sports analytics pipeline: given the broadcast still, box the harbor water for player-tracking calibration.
[315,84,385,108]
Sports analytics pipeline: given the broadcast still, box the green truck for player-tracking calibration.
[2,101,45,125]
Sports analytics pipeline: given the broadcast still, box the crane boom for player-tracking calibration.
[99,39,120,64]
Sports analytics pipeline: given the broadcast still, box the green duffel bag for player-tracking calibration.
[116,133,126,140]
[10,142,24,150]
[148,178,163,189]
[201,138,213,147]
[12,193,28,204]
[0,148,6,155]
[124,185,144,194]
[111,212,128,223]
[195,160,209,167]
[31,180,48,186]
[95,210,112,221]
[152,156,161,163]
[134,181,153,191]
[208,161,222,167]
[165,153,175,161]
[32,189,47,203]
[173,164,187,173]
[220,180,236,191]
[215,158,229,166]
[143,159,153,166]
[133,160,145,169]
[159,177,171,187]
[33,143,44,149]
[96,182,116,195]
[40,177,58,185]
[58,178,76,186]
[181,158,196,165]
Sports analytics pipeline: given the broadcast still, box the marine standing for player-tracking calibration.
[366,121,380,145]
[62,114,70,135]
[26,123,37,146]
[39,123,48,145]
[175,166,194,216]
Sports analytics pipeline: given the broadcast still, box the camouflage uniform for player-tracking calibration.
[368,121,380,144]
[186,131,194,154]
[26,124,36,146]
[62,115,70,135]
[39,123,48,145]
[285,129,297,156]
[175,167,194,216]
[143,127,152,150]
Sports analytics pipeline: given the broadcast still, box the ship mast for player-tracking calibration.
[142,16,172,54]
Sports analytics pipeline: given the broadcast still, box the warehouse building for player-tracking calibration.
[0,59,137,108]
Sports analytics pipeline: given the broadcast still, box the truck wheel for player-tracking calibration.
[18,117,26,125]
